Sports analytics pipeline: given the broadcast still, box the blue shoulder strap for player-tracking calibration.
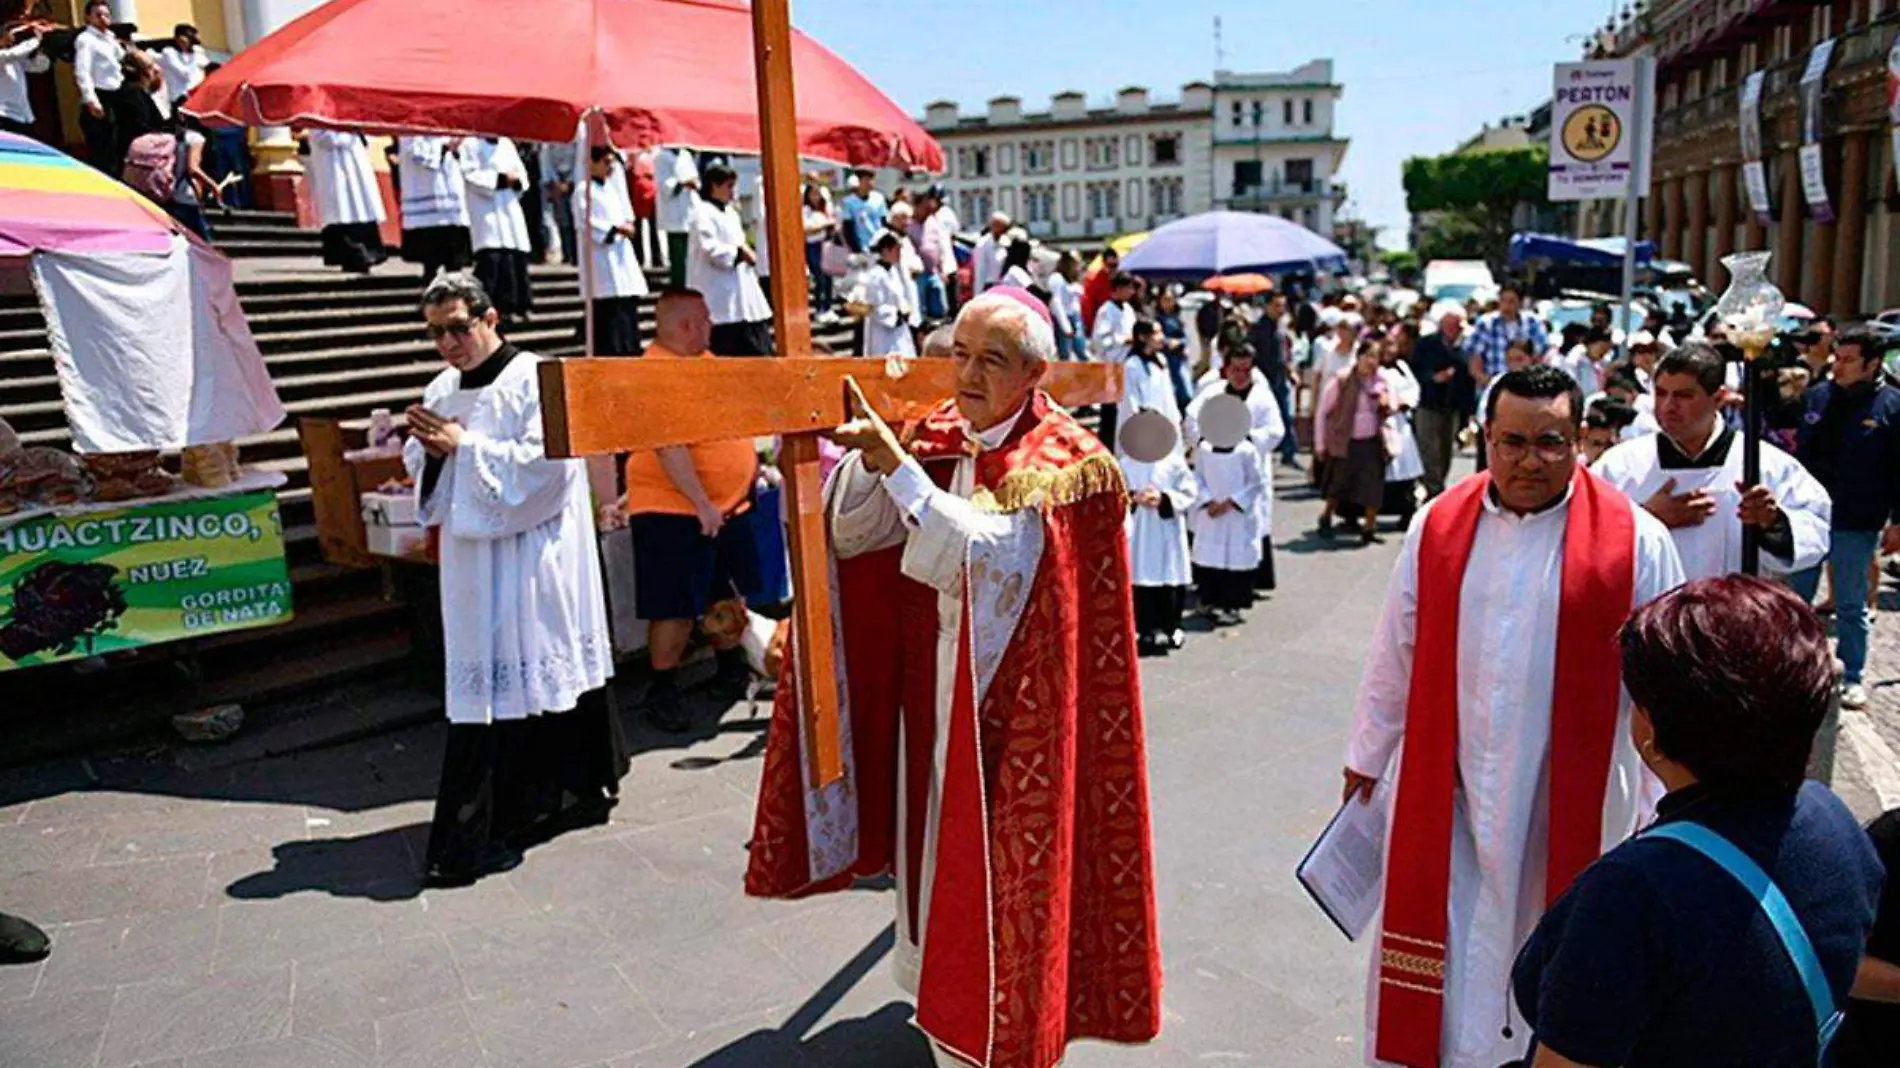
[1645,821,1843,1055]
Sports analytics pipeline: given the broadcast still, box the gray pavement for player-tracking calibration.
[0,463,1889,1068]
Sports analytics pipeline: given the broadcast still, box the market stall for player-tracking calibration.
[0,132,292,672]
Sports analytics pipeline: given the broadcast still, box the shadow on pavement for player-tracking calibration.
[689,924,938,1066]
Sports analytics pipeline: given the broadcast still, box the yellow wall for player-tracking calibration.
[129,0,234,51]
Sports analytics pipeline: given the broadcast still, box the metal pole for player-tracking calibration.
[581,109,597,358]
[1742,359,1761,575]
[1616,58,1646,367]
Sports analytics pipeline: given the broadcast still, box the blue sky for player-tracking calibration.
[794,0,1616,248]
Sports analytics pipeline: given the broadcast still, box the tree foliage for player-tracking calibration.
[1403,147,1550,269]
[1378,249,1420,277]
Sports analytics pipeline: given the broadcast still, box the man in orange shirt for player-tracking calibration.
[624,288,763,732]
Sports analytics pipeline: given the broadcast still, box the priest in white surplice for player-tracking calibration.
[461,137,535,324]
[302,129,387,274]
[403,271,626,888]
[1593,341,1830,582]
[1344,365,1684,1068]
[575,144,649,356]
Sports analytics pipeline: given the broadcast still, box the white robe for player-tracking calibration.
[862,262,919,357]
[1185,371,1284,538]
[1593,431,1831,581]
[1383,363,1426,484]
[971,233,1005,294]
[1189,443,1265,571]
[1090,299,1134,363]
[655,147,700,234]
[574,158,649,300]
[1116,355,1180,448]
[305,131,386,228]
[1347,488,1685,1068]
[823,411,1037,1068]
[461,138,532,253]
[398,137,469,232]
[687,198,773,326]
[402,352,613,724]
[1120,453,1195,587]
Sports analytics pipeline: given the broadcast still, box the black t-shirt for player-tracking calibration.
[1512,782,1884,1068]
[1834,809,1900,1067]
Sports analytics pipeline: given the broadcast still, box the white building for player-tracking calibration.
[920,60,1348,247]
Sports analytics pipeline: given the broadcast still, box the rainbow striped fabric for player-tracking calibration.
[0,132,181,256]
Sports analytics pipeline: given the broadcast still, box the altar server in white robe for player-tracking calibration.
[1116,319,1180,448]
[655,145,699,286]
[688,160,775,356]
[462,136,535,323]
[575,144,649,356]
[1594,342,1830,582]
[1119,410,1194,653]
[1345,365,1684,1068]
[1382,350,1426,528]
[304,129,387,274]
[1188,342,1285,591]
[1189,403,1265,626]
[398,135,472,283]
[862,230,919,357]
[403,271,626,889]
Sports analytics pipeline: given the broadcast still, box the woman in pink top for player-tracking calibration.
[1315,337,1394,544]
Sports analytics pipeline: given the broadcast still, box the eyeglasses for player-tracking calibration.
[1489,432,1576,463]
[426,320,478,341]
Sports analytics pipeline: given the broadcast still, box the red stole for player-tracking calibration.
[1375,470,1634,1068]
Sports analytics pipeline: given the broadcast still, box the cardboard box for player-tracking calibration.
[363,521,429,559]
[360,490,419,528]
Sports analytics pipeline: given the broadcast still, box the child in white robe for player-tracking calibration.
[1118,412,1194,654]
[1190,431,1265,626]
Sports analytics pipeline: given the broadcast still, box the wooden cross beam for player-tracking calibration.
[536,0,1120,789]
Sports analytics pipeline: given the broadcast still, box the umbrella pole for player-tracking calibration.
[582,109,597,357]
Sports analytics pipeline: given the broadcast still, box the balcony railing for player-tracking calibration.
[1227,179,1336,202]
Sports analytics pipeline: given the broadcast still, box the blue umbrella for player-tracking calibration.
[1117,210,1349,279]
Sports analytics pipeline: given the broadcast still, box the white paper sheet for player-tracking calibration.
[1296,782,1390,941]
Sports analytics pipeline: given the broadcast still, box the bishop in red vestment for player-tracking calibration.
[746,289,1163,1068]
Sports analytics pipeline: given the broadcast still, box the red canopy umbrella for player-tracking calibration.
[184,0,943,171]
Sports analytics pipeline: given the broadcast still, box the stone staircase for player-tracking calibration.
[1,210,861,754]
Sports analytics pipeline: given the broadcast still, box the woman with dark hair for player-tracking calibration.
[1154,287,1193,410]
[1510,576,1883,1068]
[1000,231,1035,289]
[800,183,836,316]
[1313,336,1391,544]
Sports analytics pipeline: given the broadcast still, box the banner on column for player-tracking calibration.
[1740,72,1772,224]
[1800,37,1837,223]
[1889,34,1900,194]
[1547,59,1652,202]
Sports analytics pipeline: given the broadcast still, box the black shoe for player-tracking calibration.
[423,842,522,889]
[710,649,753,702]
[0,912,50,965]
[1317,517,1336,541]
[1362,529,1384,546]
[646,683,691,734]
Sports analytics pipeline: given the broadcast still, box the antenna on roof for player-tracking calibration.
[1214,14,1225,70]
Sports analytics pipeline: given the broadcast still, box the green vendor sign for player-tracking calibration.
[0,490,293,671]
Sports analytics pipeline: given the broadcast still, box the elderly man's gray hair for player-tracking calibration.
[420,270,493,316]
[962,292,1057,365]
[922,325,957,358]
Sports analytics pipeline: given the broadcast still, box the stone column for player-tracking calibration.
[1832,131,1871,318]
[1659,176,1684,260]
[109,0,137,24]
[237,0,325,212]
[1776,159,1805,297]
[1685,169,1711,278]
[1711,164,1738,269]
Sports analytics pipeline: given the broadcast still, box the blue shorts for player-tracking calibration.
[628,505,761,621]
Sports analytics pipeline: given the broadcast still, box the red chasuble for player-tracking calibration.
[746,393,1164,1068]
[1376,470,1634,1068]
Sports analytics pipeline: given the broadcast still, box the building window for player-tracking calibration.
[1286,158,1315,193]
[1124,135,1141,166]
[1060,139,1079,170]
[967,147,990,178]
[1251,100,1263,128]
[1233,159,1263,195]
[1125,178,1142,218]
[1303,98,1314,125]
[1085,136,1118,171]
[998,144,1016,175]
[1023,140,1054,174]
[1231,101,1243,127]
[1283,99,1294,125]
[1062,182,1080,221]
[960,188,994,226]
[1025,184,1056,225]
[1149,176,1183,218]
[1087,181,1118,221]
[1151,134,1180,166]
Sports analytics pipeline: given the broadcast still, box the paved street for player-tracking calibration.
[0,465,1891,1068]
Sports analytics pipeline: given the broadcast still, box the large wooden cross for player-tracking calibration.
[536,0,1120,789]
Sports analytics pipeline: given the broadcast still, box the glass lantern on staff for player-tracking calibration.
[1712,250,1785,575]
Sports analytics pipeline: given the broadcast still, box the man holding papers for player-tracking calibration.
[1342,366,1683,1068]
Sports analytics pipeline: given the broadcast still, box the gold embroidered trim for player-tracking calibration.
[970,453,1127,514]
[1384,932,1447,952]
[1379,976,1444,996]
[1381,949,1447,981]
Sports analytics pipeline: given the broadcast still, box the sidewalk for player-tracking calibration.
[1836,575,1900,821]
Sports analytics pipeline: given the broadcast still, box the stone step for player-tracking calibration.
[218,208,304,231]
[244,293,588,331]
[212,223,323,247]
[215,239,334,259]
[252,310,583,354]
